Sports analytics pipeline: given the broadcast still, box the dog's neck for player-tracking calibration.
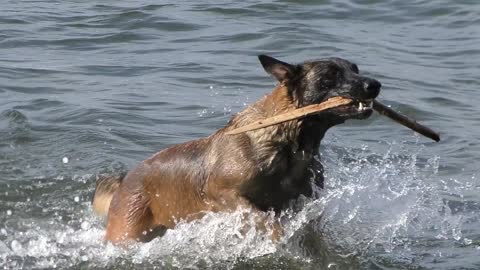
[226,85,334,167]
[232,84,297,120]
[227,85,298,140]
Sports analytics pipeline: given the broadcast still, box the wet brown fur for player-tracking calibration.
[92,55,381,244]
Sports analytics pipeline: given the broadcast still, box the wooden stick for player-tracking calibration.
[372,100,440,142]
[225,97,352,135]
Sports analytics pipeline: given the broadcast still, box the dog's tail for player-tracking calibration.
[91,173,125,216]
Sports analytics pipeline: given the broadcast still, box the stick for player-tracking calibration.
[373,100,440,142]
[225,97,352,135]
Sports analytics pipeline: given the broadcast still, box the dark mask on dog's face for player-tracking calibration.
[258,55,382,121]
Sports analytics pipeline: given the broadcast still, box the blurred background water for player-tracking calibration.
[1,0,479,269]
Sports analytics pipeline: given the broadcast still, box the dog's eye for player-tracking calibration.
[351,64,359,73]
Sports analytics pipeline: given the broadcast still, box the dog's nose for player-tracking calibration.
[364,79,381,98]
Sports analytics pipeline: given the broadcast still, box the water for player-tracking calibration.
[1,0,479,269]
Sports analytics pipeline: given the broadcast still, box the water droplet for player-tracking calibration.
[74,196,80,202]
[0,228,6,235]
[62,157,69,164]
[81,221,91,230]
[10,240,22,253]
[6,210,12,216]
[327,262,337,269]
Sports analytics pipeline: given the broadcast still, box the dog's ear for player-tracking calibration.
[258,55,295,83]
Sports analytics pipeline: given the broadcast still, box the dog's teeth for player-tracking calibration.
[359,102,364,110]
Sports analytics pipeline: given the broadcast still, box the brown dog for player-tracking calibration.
[92,55,381,244]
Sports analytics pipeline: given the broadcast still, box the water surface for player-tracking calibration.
[1,1,479,269]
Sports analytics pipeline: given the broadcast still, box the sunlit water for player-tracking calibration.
[1,1,479,269]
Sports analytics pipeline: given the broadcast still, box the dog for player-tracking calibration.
[92,55,381,244]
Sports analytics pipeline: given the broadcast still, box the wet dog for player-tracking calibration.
[92,55,381,244]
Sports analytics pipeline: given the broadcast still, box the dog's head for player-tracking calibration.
[259,55,381,124]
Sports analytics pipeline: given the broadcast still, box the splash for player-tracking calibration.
[0,204,279,269]
[281,139,474,268]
